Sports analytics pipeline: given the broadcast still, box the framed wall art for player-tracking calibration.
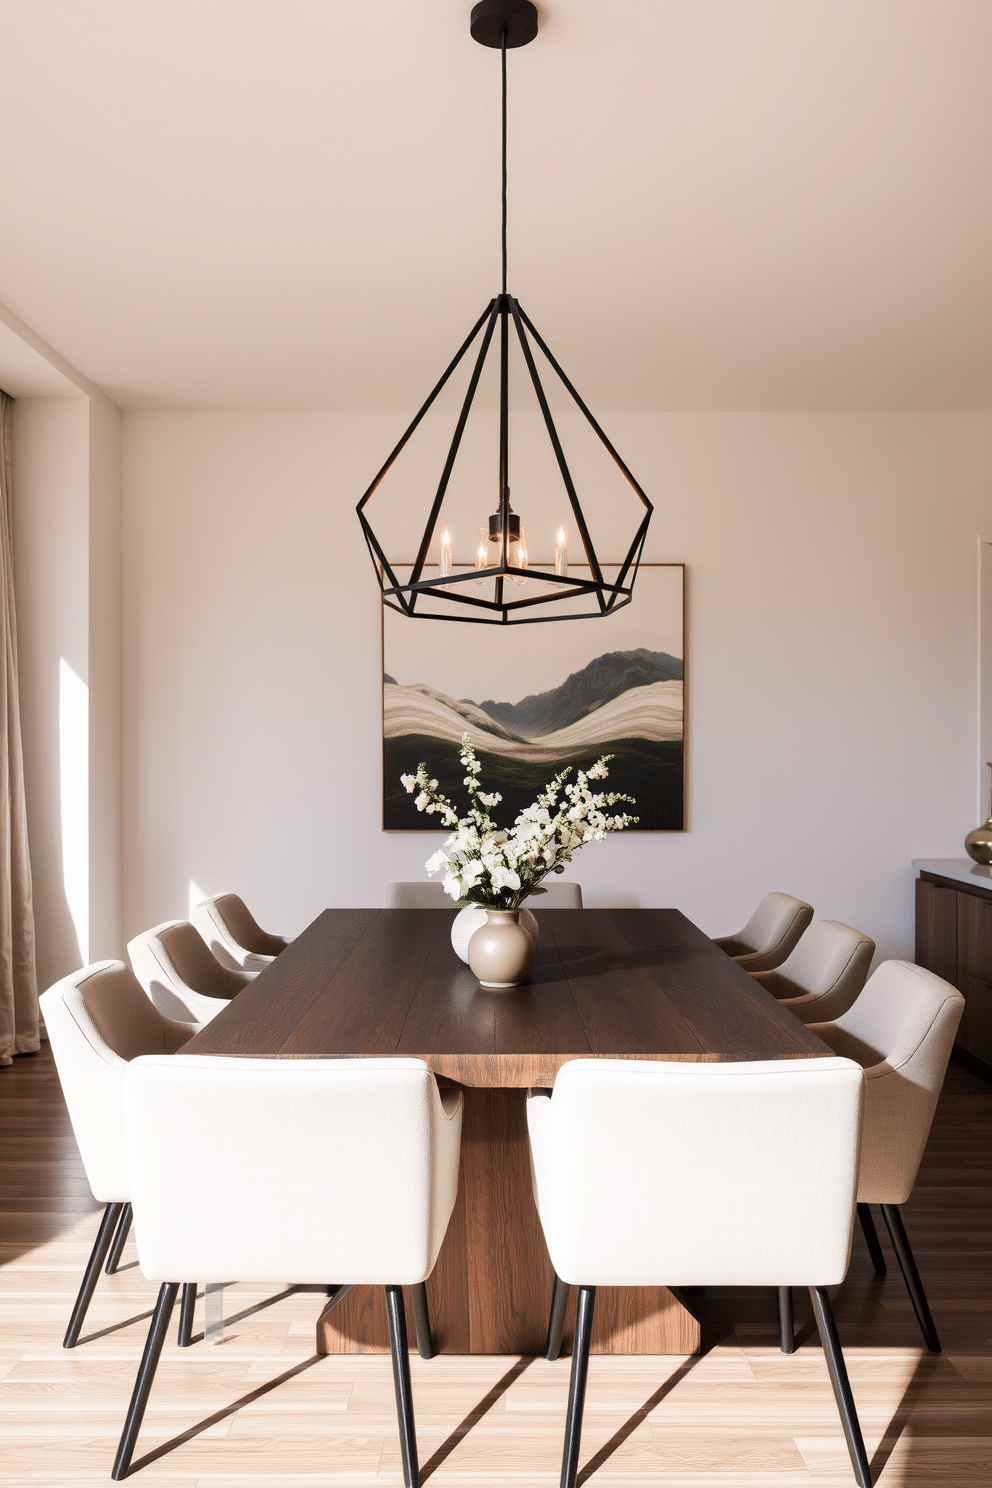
[382,564,685,832]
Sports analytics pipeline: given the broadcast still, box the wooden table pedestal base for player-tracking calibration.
[317,1087,700,1357]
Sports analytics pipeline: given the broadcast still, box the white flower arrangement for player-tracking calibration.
[401,733,637,910]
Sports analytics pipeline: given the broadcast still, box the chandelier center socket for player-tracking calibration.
[470,1,538,48]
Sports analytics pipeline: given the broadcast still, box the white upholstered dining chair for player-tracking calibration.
[190,892,290,974]
[39,962,200,1350]
[713,891,813,973]
[751,919,875,1024]
[112,1055,463,1483]
[806,959,964,1353]
[128,920,252,1025]
[528,1056,871,1488]
[386,879,583,908]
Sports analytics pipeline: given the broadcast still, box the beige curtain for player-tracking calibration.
[0,391,39,1065]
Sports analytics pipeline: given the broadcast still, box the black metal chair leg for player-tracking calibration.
[777,1286,795,1354]
[409,1282,435,1361]
[386,1284,419,1488]
[63,1202,125,1348]
[105,1204,133,1274]
[177,1283,197,1347]
[857,1204,887,1276]
[809,1286,872,1488]
[545,1272,569,1362]
[112,1282,179,1480]
[560,1286,595,1488]
[881,1203,941,1352]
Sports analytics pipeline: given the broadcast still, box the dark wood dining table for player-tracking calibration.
[183,907,832,1357]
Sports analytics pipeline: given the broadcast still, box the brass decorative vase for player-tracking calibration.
[965,762,992,864]
[467,910,536,989]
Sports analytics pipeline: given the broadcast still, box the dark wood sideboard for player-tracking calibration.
[916,867,992,1075]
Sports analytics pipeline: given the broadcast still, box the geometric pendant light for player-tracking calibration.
[356,1,652,625]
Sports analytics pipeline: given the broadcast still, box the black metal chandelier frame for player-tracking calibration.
[356,1,653,625]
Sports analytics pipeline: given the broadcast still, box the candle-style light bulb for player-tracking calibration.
[438,526,452,579]
[555,524,568,577]
[475,527,489,586]
[509,525,528,585]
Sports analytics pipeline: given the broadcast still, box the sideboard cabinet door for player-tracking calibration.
[915,878,958,985]
[957,893,992,1066]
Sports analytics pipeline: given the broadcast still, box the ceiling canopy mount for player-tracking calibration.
[469,0,539,50]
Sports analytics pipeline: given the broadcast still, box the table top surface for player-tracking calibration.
[182,908,831,1086]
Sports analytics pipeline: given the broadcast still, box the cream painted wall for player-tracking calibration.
[122,411,991,962]
[11,391,123,993]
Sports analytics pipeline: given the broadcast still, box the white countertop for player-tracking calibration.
[913,858,992,891]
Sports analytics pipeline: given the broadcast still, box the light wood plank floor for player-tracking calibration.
[2,1043,989,1486]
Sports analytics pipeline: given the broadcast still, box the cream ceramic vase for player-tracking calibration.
[467,910,536,989]
[452,904,539,963]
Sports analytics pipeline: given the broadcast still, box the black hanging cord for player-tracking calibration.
[501,29,508,294]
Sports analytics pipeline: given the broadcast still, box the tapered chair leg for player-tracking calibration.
[105,1204,133,1275]
[857,1204,887,1276]
[177,1283,197,1347]
[409,1282,435,1361]
[560,1286,595,1488]
[777,1286,795,1354]
[881,1203,941,1353]
[386,1285,419,1488]
[809,1286,872,1488]
[112,1282,179,1480]
[545,1272,570,1362]
[64,1201,125,1348]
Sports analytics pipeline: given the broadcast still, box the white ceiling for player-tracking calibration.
[0,0,989,412]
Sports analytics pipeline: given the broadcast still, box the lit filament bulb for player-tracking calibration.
[509,526,528,585]
[475,528,489,585]
[438,526,452,579]
[554,524,568,577]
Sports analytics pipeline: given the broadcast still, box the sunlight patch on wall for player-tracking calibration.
[188,878,209,919]
[59,658,88,965]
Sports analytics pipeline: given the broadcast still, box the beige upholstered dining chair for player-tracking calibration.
[112,1054,463,1484]
[386,879,583,908]
[713,891,813,973]
[386,881,449,908]
[528,881,583,908]
[128,920,252,1025]
[191,892,290,974]
[752,919,875,1024]
[807,959,964,1353]
[39,962,200,1350]
[528,1056,871,1488]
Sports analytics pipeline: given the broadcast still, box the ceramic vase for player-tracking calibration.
[467,910,536,989]
[965,762,992,864]
[451,904,539,964]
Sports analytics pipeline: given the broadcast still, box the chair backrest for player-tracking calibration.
[734,891,814,969]
[771,920,875,1022]
[191,893,287,966]
[387,880,582,909]
[386,882,449,909]
[808,959,964,1205]
[527,1056,863,1288]
[532,881,583,909]
[39,961,195,1203]
[128,920,252,1022]
[124,1055,463,1286]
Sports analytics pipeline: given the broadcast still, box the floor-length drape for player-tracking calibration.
[0,390,39,1065]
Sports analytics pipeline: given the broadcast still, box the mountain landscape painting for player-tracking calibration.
[382,565,684,831]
